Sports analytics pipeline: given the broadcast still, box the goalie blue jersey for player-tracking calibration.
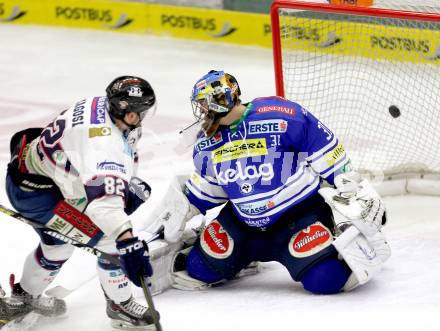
[184,96,350,228]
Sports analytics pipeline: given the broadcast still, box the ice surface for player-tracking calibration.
[0,25,439,331]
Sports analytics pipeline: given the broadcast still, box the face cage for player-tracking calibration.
[191,94,229,121]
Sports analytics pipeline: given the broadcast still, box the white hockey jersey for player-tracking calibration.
[24,96,139,239]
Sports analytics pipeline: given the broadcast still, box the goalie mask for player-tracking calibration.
[190,70,241,137]
[106,75,156,130]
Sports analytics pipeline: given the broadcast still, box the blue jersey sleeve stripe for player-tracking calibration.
[186,181,228,204]
[305,136,338,162]
[186,190,219,215]
[187,178,228,198]
[320,155,348,178]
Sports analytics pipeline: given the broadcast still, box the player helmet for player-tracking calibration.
[106,76,156,122]
[190,70,241,136]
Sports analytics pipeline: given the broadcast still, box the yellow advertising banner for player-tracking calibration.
[0,0,150,32]
[279,15,440,64]
[146,4,272,47]
[2,0,440,65]
[0,0,272,46]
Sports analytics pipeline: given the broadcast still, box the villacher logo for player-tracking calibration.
[0,4,27,22]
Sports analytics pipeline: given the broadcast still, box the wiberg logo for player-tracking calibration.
[0,5,27,22]
[215,162,274,184]
[356,241,377,260]
[96,161,126,174]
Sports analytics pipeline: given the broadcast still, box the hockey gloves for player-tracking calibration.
[125,177,151,215]
[320,172,386,237]
[116,237,153,287]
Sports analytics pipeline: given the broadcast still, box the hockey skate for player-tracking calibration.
[0,297,32,327]
[106,296,159,331]
[10,281,66,317]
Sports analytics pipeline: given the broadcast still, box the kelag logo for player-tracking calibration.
[0,4,27,22]
[161,15,237,38]
[55,6,133,29]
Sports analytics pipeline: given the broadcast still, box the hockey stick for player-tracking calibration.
[0,204,121,265]
[0,204,164,331]
[45,275,97,299]
[45,229,164,299]
[140,276,162,331]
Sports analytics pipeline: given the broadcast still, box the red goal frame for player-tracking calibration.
[270,0,440,97]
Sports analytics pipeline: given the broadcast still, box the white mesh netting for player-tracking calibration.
[275,1,440,180]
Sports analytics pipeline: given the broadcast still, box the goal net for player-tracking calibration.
[271,0,440,194]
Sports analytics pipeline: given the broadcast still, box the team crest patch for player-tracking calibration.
[89,127,111,137]
[288,222,333,258]
[200,220,234,259]
[90,97,107,124]
[196,131,223,151]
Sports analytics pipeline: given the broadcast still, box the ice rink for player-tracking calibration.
[0,24,439,331]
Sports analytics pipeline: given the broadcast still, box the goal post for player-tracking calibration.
[271,1,440,195]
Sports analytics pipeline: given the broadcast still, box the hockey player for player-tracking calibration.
[150,70,391,294]
[5,76,158,329]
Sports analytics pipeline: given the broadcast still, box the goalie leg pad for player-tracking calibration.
[333,226,390,291]
[300,257,351,294]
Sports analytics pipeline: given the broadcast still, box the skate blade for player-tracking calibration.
[110,319,157,331]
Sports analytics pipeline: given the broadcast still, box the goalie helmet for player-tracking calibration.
[190,70,241,136]
[106,76,156,121]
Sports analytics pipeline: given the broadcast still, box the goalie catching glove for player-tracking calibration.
[320,172,386,237]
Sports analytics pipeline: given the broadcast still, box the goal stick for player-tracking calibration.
[0,204,164,331]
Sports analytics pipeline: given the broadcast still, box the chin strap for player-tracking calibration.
[122,118,141,133]
[109,111,139,134]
